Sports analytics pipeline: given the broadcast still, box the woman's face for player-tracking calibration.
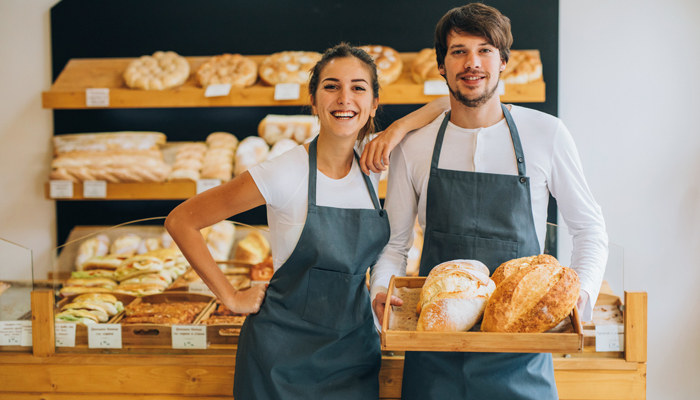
[312,57,378,140]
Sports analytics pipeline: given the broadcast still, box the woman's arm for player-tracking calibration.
[360,96,450,174]
[165,171,268,314]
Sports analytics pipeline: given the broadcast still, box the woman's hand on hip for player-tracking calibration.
[227,284,269,314]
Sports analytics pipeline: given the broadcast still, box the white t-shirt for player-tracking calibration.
[370,106,608,321]
[249,145,381,271]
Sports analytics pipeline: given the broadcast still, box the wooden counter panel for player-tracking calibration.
[0,364,234,396]
[555,364,646,400]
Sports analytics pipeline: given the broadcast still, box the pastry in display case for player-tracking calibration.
[358,45,403,86]
[258,51,322,85]
[123,51,190,90]
[258,114,320,145]
[196,53,258,88]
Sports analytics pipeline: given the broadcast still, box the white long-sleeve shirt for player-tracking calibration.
[370,106,608,321]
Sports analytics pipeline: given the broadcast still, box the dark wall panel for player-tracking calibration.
[50,0,559,245]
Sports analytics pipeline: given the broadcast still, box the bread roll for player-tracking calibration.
[481,264,580,333]
[416,260,496,332]
[234,136,269,176]
[234,231,270,265]
[267,138,298,160]
[75,234,110,270]
[411,48,443,83]
[491,254,560,286]
[257,115,320,145]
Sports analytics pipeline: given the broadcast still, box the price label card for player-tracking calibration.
[86,88,110,107]
[196,179,221,194]
[188,282,214,296]
[497,80,506,96]
[49,180,74,198]
[274,83,301,101]
[83,180,107,198]
[595,325,622,352]
[204,83,232,98]
[172,325,207,349]
[0,321,24,346]
[88,325,122,349]
[55,323,76,347]
[21,321,32,347]
[423,80,449,96]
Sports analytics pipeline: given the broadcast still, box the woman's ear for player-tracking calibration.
[310,95,317,116]
[370,97,378,118]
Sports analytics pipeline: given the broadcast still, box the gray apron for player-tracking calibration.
[401,106,558,399]
[234,136,390,400]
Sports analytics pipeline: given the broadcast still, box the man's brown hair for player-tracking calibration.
[434,3,513,67]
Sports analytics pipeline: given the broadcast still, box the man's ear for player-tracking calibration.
[439,64,446,76]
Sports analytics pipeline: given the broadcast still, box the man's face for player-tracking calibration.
[439,31,506,108]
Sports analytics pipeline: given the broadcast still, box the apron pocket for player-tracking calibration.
[302,268,369,332]
[430,231,519,273]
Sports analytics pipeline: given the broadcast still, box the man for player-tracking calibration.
[365,3,608,399]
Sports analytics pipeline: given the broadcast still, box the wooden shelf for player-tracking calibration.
[42,54,545,109]
[45,181,195,200]
[46,180,387,201]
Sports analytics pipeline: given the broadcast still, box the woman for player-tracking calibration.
[165,43,389,399]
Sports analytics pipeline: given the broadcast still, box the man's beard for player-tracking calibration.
[447,75,499,108]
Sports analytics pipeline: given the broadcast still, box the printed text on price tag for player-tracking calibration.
[172,325,207,349]
[88,325,122,349]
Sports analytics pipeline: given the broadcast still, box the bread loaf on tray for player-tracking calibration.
[416,260,495,332]
[481,262,580,333]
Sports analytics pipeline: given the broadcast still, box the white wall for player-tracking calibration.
[0,0,59,280]
[560,1,700,398]
[0,0,698,397]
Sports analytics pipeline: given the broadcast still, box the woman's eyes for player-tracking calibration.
[323,84,367,91]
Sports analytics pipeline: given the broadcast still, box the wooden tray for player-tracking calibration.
[114,292,215,346]
[381,276,584,353]
[197,302,245,345]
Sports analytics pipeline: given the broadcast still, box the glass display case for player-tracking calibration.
[0,238,34,352]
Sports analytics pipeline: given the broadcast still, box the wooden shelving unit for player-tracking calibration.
[42,53,545,109]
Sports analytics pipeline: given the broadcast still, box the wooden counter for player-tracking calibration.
[0,292,646,399]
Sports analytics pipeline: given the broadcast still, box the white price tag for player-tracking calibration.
[83,180,107,198]
[88,324,122,349]
[423,80,449,96]
[55,323,76,347]
[497,80,506,96]
[188,282,214,296]
[50,180,74,198]
[196,179,221,194]
[86,88,110,107]
[595,325,623,352]
[274,83,301,101]
[204,83,232,98]
[21,321,32,347]
[0,321,24,346]
[172,325,207,349]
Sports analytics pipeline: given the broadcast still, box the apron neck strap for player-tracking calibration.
[308,136,382,211]
[501,104,527,177]
[430,107,527,177]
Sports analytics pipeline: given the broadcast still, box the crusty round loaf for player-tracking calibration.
[416,260,496,332]
[411,48,443,83]
[358,45,403,86]
[481,264,580,333]
[123,51,190,90]
[196,53,257,88]
[258,51,322,85]
[491,254,560,286]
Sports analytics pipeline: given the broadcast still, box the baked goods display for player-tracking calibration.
[411,48,443,83]
[490,254,560,286]
[501,50,543,84]
[258,114,319,145]
[74,234,110,270]
[56,293,125,325]
[123,51,190,90]
[50,132,171,183]
[234,136,269,176]
[206,220,236,261]
[122,301,208,325]
[168,143,207,182]
[268,138,298,160]
[249,256,274,281]
[196,53,257,88]
[201,132,238,182]
[358,45,403,86]
[258,51,322,85]
[416,260,495,332]
[481,256,580,333]
[234,231,271,265]
[202,301,248,326]
[59,278,118,297]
